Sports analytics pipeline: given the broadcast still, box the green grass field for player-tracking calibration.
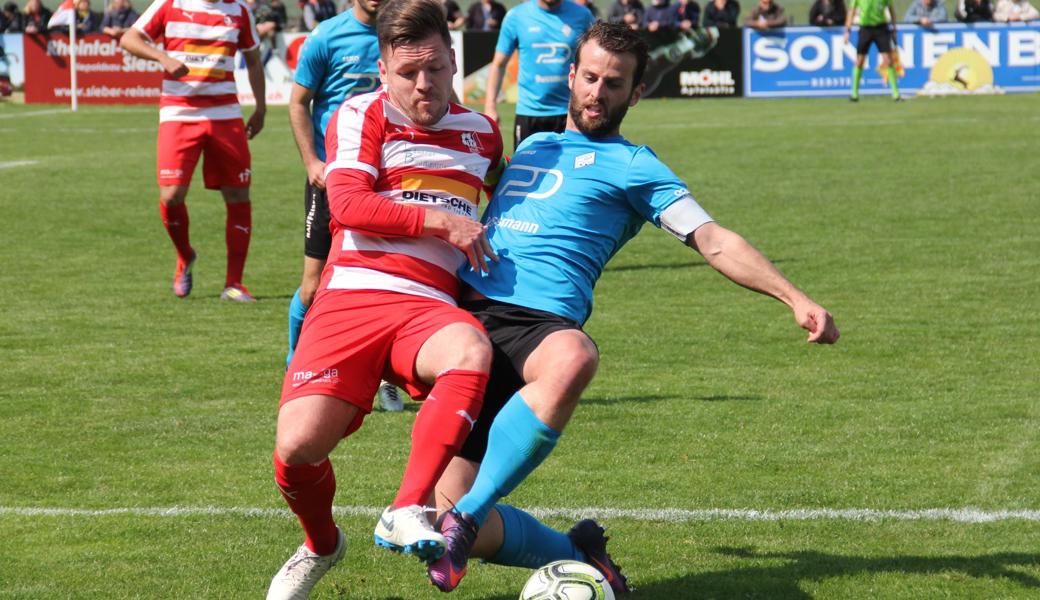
[1,94,1039,599]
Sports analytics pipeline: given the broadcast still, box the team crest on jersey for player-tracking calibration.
[224,14,233,26]
[574,152,595,169]
[562,24,572,36]
[461,131,483,154]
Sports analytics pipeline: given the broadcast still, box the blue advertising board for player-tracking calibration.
[744,23,1040,97]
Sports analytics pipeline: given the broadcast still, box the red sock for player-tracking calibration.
[273,453,339,555]
[159,202,192,264]
[225,201,251,288]
[393,369,487,507]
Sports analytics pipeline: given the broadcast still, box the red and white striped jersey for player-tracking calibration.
[133,0,258,122]
[322,90,504,304]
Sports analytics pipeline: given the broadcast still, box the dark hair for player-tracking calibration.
[377,0,452,53]
[574,21,650,88]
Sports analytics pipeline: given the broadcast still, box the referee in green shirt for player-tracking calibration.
[843,0,902,101]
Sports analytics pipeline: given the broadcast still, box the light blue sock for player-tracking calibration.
[286,287,308,368]
[488,504,584,568]
[455,392,560,525]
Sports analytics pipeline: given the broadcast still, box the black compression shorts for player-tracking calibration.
[513,114,567,152]
[304,180,332,260]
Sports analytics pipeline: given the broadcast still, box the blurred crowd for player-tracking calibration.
[0,0,1035,37]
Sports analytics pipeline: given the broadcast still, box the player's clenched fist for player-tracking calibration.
[160,56,188,78]
[424,210,498,273]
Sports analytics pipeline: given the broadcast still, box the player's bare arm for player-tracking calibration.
[119,28,187,78]
[288,83,326,189]
[243,49,266,139]
[423,210,498,274]
[482,51,509,124]
[689,222,840,344]
[843,6,855,42]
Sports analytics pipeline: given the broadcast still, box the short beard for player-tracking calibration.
[568,93,631,137]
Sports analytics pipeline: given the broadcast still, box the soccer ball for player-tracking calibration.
[519,560,615,600]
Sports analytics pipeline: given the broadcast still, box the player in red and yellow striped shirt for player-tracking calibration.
[121,0,266,301]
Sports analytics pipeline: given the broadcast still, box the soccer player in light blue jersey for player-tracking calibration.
[286,0,407,409]
[483,0,594,150]
[427,22,841,593]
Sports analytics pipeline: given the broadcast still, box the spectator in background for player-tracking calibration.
[702,0,738,26]
[956,0,993,20]
[101,0,138,38]
[74,0,101,33]
[809,0,845,24]
[643,0,677,28]
[443,0,466,28]
[903,0,946,23]
[608,0,643,29]
[299,0,336,30]
[246,0,285,41]
[994,0,1038,19]
[675,0,701,27]
[1,1,22,31]
[744,0,787,28]
[466,0,506,29]
[20,0,51,33]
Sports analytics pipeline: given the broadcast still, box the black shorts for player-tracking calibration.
[513,114,567,151]
[304,181,332,260]
[457,298,593,462]
[856,24,893,55]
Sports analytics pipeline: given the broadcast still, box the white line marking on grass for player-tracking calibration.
[0,160,38,169]
[2,506,1039,523]
[0,109,68,119]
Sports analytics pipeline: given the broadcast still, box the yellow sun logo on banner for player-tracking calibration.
[929,48,994,91]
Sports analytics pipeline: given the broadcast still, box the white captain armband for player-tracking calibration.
[659,192,714,242]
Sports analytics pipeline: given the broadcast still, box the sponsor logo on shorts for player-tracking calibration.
[290,368,341,388]
[160,168,184,179]
[238,168,251,183]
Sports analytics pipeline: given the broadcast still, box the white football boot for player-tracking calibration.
[376,380,405,412]
[373,504,446,561]
[266,528,346,600]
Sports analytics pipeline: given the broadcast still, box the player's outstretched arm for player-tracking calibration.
[243,49,266,139]
[689,222,840,344]
[120,28,187,77]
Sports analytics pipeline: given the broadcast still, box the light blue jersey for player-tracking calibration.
[293,11,380,161]
[495,0,594,116]
[461,130,714,324]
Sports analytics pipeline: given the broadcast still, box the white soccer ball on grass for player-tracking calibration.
[519,560,615,600]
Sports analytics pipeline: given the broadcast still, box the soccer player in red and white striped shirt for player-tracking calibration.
[121,0,266,301]
[265,0,504,597]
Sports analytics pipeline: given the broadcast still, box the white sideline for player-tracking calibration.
[0,160,39,169]
[2,506,1039,523]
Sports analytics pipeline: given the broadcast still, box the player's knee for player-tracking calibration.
[274,431,329,465]
[449,326,493,372]
[159,187,187,206]
[221,187,250,204]
[547,335,599,389]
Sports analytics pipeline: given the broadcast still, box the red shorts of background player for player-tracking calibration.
[157,119,252,189]
[281,289,486,437]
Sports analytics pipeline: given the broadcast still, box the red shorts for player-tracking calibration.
[280,290,486,434]
[157,119,251,189]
